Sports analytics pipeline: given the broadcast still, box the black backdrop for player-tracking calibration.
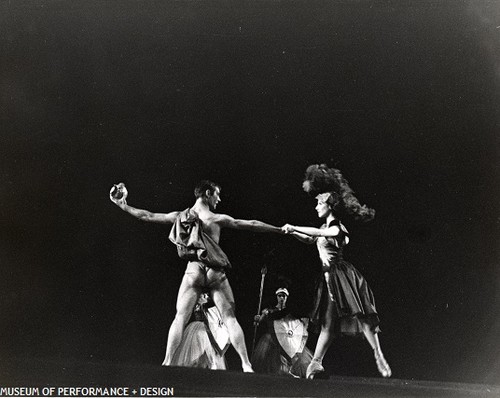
[1,0,499,385]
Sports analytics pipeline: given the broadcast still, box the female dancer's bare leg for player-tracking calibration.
[361,322,392,377]
[306,298,335,379]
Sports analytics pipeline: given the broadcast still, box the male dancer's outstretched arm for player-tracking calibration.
[218,214,283,234]
[109,183,179,224]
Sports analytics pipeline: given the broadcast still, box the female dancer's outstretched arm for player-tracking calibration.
[282,224,340,238]
[283,228,316,244]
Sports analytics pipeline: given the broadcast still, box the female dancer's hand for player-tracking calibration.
[282,224,295,234]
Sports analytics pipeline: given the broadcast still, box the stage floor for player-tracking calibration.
[1,358,499,398]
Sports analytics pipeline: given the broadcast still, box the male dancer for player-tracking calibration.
[109,180,283,372]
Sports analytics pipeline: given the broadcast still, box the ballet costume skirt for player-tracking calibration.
[310,218,380,336]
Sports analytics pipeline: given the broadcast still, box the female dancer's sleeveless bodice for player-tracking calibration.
[316,219,349,271]
[311,218,380,336]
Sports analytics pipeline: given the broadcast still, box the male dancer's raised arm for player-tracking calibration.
[109,183,179,224]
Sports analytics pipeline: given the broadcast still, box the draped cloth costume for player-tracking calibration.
[310,219,381,336]
[169,208,231,271]
[252,308,313,377]
[170,304,230,370]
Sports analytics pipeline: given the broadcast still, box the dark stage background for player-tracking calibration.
[1,0,499,388]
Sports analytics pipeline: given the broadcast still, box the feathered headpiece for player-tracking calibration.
[302,164,375,222]
[302,164,340,197]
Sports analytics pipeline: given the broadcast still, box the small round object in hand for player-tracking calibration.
[111,184,124,199]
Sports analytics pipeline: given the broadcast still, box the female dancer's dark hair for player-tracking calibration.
[302,164,375,222]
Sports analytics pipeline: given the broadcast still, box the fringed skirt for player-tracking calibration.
[170,321,227,370]
[310,259,381,336]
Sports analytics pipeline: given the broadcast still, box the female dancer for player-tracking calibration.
[282,164,391,379]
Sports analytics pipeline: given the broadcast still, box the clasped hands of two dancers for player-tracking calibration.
[281,224,296,234]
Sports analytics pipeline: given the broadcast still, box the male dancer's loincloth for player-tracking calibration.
[184,261,228,289]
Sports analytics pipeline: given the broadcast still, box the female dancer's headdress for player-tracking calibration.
[302,164,375,222]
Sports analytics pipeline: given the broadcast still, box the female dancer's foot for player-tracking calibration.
[242,363,254,373]
[374,350,391,378]
[306,359,325,379]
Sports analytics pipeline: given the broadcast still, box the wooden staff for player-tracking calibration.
[251,265,267,356]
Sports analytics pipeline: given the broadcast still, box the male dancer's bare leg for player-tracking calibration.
[162,274,201,366]
[211,278,254,372]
